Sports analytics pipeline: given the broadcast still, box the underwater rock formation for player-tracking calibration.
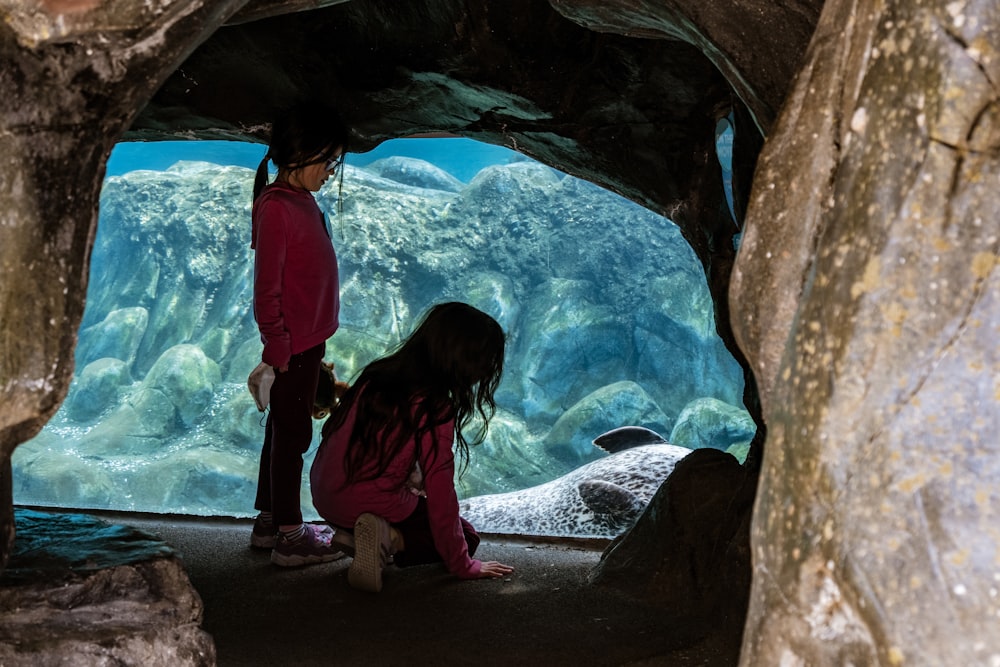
[0,0,762,565]
[13,158,745,516]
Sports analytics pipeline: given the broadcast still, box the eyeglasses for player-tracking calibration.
[324,153,345,173]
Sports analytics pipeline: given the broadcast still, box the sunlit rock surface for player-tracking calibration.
[0,509,214,666]
[730,0,1000,663]
[0,0,250,575]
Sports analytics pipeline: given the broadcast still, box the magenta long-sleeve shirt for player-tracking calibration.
[252,182,339,369]
[310,401,482,579]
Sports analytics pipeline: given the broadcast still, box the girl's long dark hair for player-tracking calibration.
[253,102,349,203]
[325,302,505,484]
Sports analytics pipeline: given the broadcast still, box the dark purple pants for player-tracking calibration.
[254,343,324,526]
[391,496,481,568]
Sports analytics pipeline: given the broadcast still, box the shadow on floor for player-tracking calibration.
[72,512,740,666]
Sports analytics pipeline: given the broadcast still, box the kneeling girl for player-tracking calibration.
[310,302,515,592]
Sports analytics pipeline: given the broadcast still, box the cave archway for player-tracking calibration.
[10,1,996,665]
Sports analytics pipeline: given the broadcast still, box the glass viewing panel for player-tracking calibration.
[12,136,753,538]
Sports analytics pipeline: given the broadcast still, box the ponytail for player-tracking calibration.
[252,155,270,203]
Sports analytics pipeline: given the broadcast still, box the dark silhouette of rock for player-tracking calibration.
[591,447,753,660]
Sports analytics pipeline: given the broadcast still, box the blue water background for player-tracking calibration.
[108,137,522,182]
[13,133,750,524]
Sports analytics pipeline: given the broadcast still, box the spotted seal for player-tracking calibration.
[460,426,692,538]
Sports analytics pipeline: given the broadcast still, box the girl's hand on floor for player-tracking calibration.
[478,561,514,578]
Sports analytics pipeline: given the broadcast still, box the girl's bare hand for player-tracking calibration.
[478,561,514,578]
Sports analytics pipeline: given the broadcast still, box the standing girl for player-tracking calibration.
[250,103,350,566]
[311,302,516,592]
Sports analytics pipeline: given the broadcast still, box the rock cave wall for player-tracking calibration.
[730,0,1000,663]
[0,0,251,567]
[1,0,996,663]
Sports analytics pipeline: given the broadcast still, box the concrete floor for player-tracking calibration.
[111,513,739,667]
[3,507,741,665]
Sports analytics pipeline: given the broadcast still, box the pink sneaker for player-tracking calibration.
[271,524,345,567]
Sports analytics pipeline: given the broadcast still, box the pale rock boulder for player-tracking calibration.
[0,510,214,666]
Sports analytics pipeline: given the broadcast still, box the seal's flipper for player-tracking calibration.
[577,479,643,516]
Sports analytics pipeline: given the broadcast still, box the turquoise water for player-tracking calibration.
[107,137,522,183]
[15,135,749,536]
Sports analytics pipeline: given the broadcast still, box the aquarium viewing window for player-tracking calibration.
[12,135,752,539]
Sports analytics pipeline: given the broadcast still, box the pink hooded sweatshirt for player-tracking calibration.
[310,399,482,579]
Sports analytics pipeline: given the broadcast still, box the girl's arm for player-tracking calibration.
[419,419,482,579]
[253,201,291,369]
